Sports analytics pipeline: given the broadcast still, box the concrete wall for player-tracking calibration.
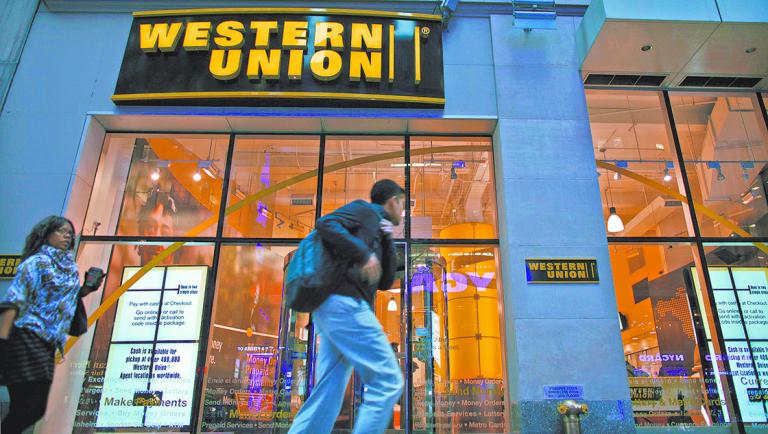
[491,14,635,433]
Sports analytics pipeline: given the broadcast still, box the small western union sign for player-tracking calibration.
[525,258,598,283]
[0,254,22,279]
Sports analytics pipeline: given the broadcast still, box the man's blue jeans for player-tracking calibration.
[288,294,404,434]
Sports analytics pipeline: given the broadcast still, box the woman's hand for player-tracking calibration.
[79,276,105,297]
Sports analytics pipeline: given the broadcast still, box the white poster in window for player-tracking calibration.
[97,266,208,429]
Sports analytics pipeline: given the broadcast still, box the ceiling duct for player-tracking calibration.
[678,76,763,89]
[584,74,667,87]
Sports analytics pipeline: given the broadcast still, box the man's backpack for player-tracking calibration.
[284,230,342,312]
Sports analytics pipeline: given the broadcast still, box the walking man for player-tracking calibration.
[288,179,405,434]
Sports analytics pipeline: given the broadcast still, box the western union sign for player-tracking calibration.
[0,254,22,279]
[113,8,445,107]
[525,258,599,283]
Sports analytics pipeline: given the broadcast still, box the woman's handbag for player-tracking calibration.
[68,297,88,337]
[0,303,16,340]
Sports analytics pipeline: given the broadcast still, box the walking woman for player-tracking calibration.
[0,216,104,433]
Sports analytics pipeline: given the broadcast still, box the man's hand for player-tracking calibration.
[361,254,382,285]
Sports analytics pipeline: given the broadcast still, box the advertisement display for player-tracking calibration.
[96,265,208,429]
[693,266,768,423]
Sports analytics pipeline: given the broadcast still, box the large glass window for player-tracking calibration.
[410,137,497,239]
[591,90,768,431]
[84,134,230,237]
[671,93,768,238]
[409,244,505,433]
[321,136,406,236]
[222,136,320,239]
[588,90,693,237]
[70,133,504,434]
[610,243,731,427]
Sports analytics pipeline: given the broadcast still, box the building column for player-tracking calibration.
[490,14,635,433]
[0,0,38,112]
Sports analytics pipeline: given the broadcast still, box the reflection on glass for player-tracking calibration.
[72,242,215,433]
[410,137,497,239]
[223,136,320,239]
[321,136,405,236]
[410,243,506,433]
[200,245,299,432]
[609,243,737,427]
[587,90,692,237]
[671,93,768,237]
[700,244,768,424]
[84,134,229,237]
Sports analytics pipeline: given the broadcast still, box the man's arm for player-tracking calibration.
[315,201,371,264]
[378,235,397,291]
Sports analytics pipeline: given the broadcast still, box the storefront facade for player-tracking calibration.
[0,0,766,433]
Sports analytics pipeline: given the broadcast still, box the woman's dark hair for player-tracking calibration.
[22,215,76,261]
[370,179,405,205]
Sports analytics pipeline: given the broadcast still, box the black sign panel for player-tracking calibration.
[0,254,22,279]
[525,258,599,283]
[113,9,445,107]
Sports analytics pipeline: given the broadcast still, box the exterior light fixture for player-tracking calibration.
[607,207,625,233]
[193,171,202,182]
[641,44,652,52]
[746,47,757,54]
[150,168,160,181]
[613,172,621,181]
[387,297,398,312]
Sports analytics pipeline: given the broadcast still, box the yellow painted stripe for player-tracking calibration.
[597,161,768,255]
[133,8,442,21]
[414,26,421,85]
[389,24,395,83]
[112,91,445,105]
[60,145,490,357]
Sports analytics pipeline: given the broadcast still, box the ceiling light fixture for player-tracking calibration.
[605,172,624,233]
[607,207,625,233]
[387,297,398,312]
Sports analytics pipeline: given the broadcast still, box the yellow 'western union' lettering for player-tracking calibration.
[139,22,183,52]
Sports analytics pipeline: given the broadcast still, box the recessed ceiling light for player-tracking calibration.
[641,44,652,52]
[745,47,757,54]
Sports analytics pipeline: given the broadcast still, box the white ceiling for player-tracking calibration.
[581,19,768,89]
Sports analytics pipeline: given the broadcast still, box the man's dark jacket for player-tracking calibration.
[315,199,397,306]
